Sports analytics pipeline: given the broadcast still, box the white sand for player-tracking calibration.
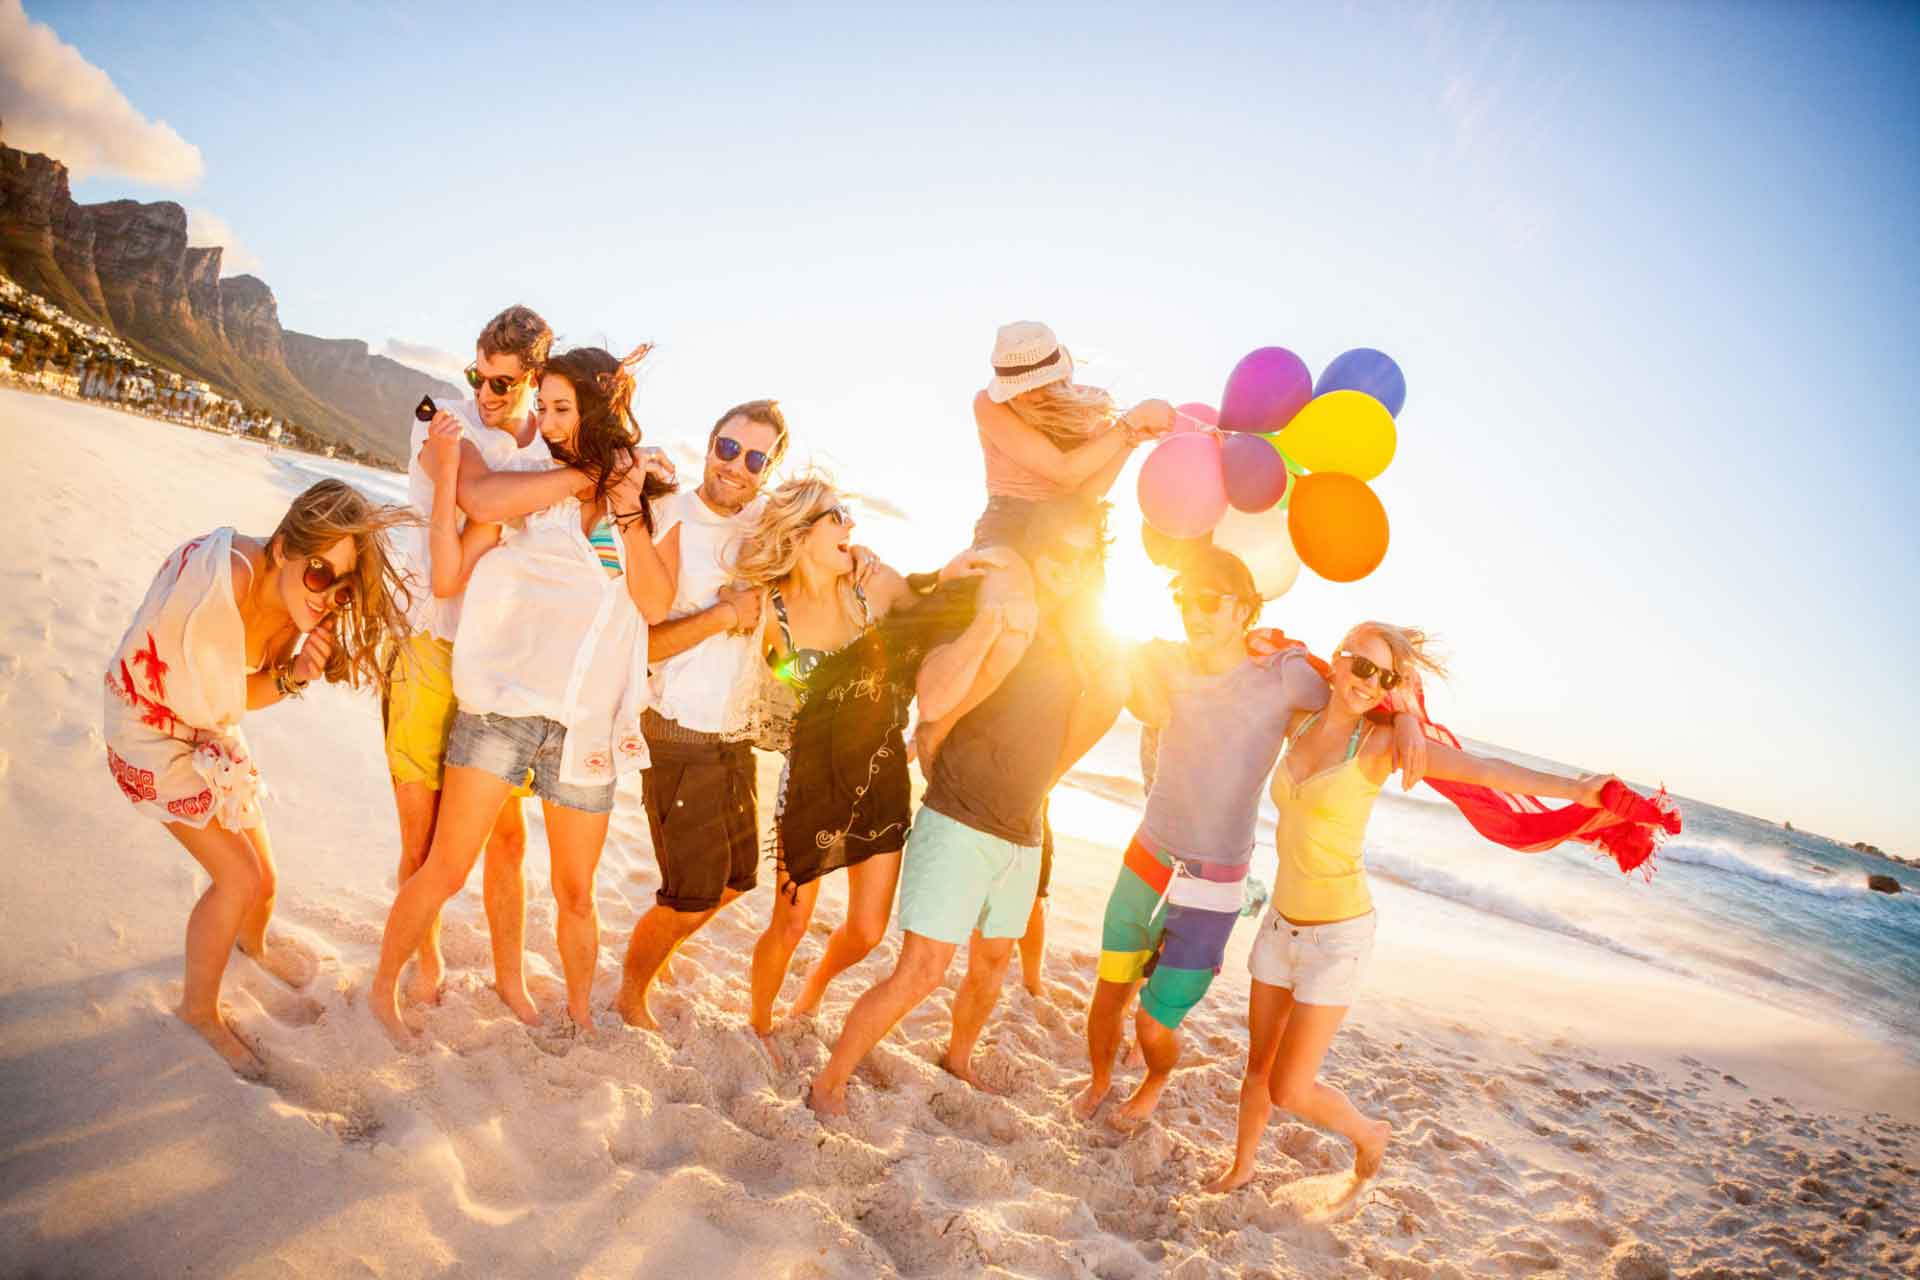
[1,387,1915,1279]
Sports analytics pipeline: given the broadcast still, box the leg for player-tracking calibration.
[544,801,612,1030]
[1268,1001,1392,1179]
[233,823,314,988]
[749,873,822,1046]
[390,779,446,1005]
[809,931,957,1116]
[617,901,720,1031]
[1205,980,1294,1193]
[163,819,268,1075]
[370,765,514,1044]
[791,851,902,1018]
[1017,895,1047,996]
[483,798,536,1025]
[1072,976,1140,1120]
[942,932,1016,1090]
[1111,1004,1181,1128]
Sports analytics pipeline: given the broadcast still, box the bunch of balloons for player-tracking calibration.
[1137,345,1404,596]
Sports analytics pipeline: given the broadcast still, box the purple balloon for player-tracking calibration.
[1219,346,1313,434]
[1314,348,1407,417]
[1221,432,1291,512]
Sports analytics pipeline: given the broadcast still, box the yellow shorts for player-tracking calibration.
[382,631,530,795]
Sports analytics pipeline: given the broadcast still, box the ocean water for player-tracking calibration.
[300,449,1920,1058]
[1060,717,1920,1058]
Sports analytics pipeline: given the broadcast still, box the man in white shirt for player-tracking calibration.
[383,304,552,1025]
[615,399,785,1031]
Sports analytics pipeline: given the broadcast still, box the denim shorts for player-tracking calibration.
[1247,910,1377,1006]
[445,711,617,814]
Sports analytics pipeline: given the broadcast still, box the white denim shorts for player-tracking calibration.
[1247,910,1377,1006]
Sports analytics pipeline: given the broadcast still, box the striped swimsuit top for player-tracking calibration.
[586,515,621,578]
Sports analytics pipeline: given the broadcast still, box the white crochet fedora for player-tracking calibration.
[986,320,1074,403]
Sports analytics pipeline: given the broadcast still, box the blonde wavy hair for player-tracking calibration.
[1340,621,1449,684]
[1009,380,1117,448]
[732,473,850,590]
[270,479,417,692]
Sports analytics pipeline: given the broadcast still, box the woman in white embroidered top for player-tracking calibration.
[104,479,414,1075]
[370,346,677,1042]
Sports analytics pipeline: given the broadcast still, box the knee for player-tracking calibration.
[223,857,264,903]
[844,916,886,958]
[772,908,810,953]
[251,856,277,903]
[898,951,949,998]
[1270,1075,1315,1114]
[553,878,596,921]
[486,824,528,868]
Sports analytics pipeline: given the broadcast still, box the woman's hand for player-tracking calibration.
[636,445,676,486]
[421,412,463,485]
[1121,398,1175,442]
[850,545,880,588]
[718,584,764,636]
[1573,773,1618,808]
[290,618,336,685]
[937,548,1009,583]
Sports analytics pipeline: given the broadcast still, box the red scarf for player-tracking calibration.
[1246,629,1679,879]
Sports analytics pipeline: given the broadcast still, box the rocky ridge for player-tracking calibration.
[0,130,453,462]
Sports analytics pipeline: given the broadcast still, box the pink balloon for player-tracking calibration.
[1171,402,1218,433]
[1219,346,1312,434]
[1137,433,1227,539]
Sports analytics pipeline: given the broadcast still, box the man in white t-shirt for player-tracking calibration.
[383,304,554,1025]
[615,399,785,1031]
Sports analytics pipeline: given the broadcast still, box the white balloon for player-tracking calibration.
[1212,501,1301,600]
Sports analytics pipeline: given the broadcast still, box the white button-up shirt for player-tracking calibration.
[452,472,651,785]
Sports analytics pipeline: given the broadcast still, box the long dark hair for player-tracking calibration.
[541,345,675,532]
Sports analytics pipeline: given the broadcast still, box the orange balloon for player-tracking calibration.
[1286,472,1389,582]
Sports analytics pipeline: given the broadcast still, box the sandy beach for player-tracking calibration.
[1,387,1915,1279]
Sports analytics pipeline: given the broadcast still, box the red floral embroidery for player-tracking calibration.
[170,537,205,583]
[166,789,213,820]
[113,658,179,735]
[584,751,611,773]
[107,746,157,804]
[131,631,168,700]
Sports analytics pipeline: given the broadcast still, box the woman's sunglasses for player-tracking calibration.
[810,503,853,527]
[464,365,529,397]
[1337,649,1401,690]
[713,435,771,474]
[302,557,356,607]
[1175,588,1243,615]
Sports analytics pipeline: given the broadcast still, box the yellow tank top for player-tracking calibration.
[1269,714,1382,922]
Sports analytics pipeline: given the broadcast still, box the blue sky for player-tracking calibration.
[16,0,1920,852]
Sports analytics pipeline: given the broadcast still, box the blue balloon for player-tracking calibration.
[1315,348,1406,418]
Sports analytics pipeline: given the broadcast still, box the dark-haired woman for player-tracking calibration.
[104,479,415,1075]
[370,347,677,1041]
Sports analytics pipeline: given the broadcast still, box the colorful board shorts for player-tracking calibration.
[1097,831,1246,1030]
[896,806,1042,945]
[381,631,530,796]
[1247,909,1377,1006]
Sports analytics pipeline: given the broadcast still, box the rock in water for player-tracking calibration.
[1866,873,1901,895]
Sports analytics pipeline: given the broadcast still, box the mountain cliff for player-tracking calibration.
[0,132,455,462]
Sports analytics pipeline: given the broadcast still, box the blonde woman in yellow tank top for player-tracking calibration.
[1205,622,1615,1195]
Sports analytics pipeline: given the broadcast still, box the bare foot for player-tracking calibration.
[1203,1164,1256,1195]
[1022,978,1043,999]
[1070,1077,1111,1121]
[755,1028,787,1073]
[1353,1117,1393,1180]
[789,984,825,1020]
[616,982,658,1032]
[496,982,541,1027]
[807,1075,848,1117]
[175,1005,265,1077]
[405,949,444,1007]
[1109,1074,1169,1130]
[240,935,315,989]
[369,986,421,1049]
[941,1049,1007,1095]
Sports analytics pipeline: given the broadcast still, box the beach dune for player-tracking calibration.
[1,389,1915,1279]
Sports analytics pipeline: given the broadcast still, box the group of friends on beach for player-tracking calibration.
[101,306,1617,1192]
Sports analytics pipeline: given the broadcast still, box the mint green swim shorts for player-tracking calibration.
[896,806,1042,944]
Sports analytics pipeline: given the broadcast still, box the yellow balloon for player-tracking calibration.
[1275,389,1396,481]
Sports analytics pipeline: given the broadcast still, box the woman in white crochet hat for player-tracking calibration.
[969,320,1174,550]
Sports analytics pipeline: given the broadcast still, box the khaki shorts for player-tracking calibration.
[1247,910,1376,1006]
[382,631,530,796]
